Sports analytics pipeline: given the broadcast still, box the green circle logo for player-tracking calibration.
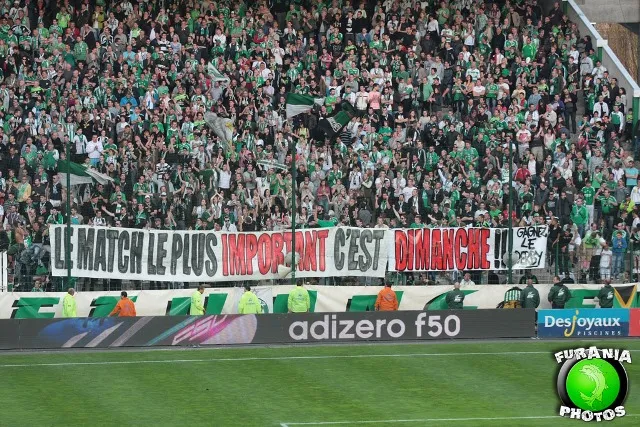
[565,359,621,412]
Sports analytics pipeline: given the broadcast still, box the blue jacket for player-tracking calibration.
[611,236,627,254]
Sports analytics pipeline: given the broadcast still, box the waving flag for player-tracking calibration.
[286,93,324,119]
[57,160,113,186]
[204,112,234,144]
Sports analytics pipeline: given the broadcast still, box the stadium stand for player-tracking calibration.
[0,0,639,291]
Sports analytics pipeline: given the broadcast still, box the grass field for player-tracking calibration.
[1,340,639,427]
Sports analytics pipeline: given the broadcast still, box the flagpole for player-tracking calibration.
[65,142,71,288]
[508,145,513,284]
[290,134,297,286]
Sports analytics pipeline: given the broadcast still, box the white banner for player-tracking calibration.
[1,283,635,318]
[510,226,549,269]
[50,226,390,282]
[50,225,547,281]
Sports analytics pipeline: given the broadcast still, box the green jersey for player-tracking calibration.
[520,285,540,308]
[504,287,523,306]
[446,289,465,309]
[598,195,617,214]
[548,284,571,307]
[581,186,595,205]
[522,43,537,60]
[597,285,614,308]
[486,83,498,99]
[73,41,88,61]
[570,205,587,225]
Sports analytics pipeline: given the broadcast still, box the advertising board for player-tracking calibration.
[0,309,536,350]
[537,309,630,338]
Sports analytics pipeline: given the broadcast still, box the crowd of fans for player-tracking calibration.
[0,0,639,289]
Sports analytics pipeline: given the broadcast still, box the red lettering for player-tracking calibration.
[454,229,468,269]
[303,231,317,271]
[317,230,329,271]
[257,234,271,275]
[479,228,491,269]
[282,231,293,256]
[245,234,258,275]
[406,229,415,270]
[228,234,247,275]
[431,229,443,270]
[467,229,479,269]
[394,230,408,271]
[415,229,430,270]
[294,231,304,269]
[271,233,285,273]
[221,234,229,276]
[441,229,454,270]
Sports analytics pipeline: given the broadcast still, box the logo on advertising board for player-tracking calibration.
[555,347,631,422]
[169,315,258,346]
[538,309,630,338]
[630,309,640,337]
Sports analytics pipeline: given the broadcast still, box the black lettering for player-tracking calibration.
[205,234,217,276]
[118,231,130,274]
[147,233,156,275]
[54,227,64,269]
[347,229,360,270]
[130,231,144,274]
[156,233,168,275]
[66,227,74,269]
[183,232,191,275]
[93,229,107,272]
[77,228,94,270]
[371,230,385,270]
[170,234,183,275]
[334,228,346,270]
[191,234,205,276]
[359,229,373,272]
[106,230,119,273]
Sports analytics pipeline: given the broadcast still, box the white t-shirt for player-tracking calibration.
[600,249,612,268]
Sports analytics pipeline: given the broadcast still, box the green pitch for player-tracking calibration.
[1,340,639,426]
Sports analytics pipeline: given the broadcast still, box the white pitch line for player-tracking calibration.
[0,350,552,368]
[1,349,638,368]
[281,414,640,425]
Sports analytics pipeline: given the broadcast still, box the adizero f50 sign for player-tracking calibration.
[50,225,388,282]
[556,347,630,422]
[285,309,534,342]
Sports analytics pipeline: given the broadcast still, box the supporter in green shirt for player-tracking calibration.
[446,283,465,309]
[597,281,614,308]
[520,281,540,308]
[73,37,88,61]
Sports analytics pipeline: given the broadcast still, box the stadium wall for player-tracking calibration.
[1,284,638,319]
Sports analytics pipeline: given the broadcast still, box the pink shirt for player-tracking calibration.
[368,91,381,110]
